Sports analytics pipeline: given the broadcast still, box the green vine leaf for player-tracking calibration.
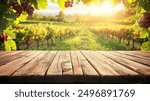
[37,0,48,9]
[141,42,150,51]
[57,0,66,10]
[4,39,16,51]
[4,26,15,39]
[140,28,149,38]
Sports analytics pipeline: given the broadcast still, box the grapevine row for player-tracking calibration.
[89,24,148,50]
[13,23,83,50]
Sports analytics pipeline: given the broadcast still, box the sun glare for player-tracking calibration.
[99,1,124,15]
[36,0,124,16]
[64,1,124,15]
[101,1,114,14]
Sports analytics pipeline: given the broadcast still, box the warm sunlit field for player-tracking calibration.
[0,0,150,51]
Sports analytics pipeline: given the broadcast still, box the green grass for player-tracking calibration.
[46,26,127,50]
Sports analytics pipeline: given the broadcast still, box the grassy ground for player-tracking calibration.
[45,26,127,50]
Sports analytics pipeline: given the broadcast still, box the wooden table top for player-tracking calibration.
[0,51,150,84]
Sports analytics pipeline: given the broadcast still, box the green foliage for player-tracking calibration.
[1,0,150,51]
[57,0,66,10]
[14,12,28,24]
[90,23,142,50]
[139,0,150,11]
[15,28,26,50]
[4,25,15,39]
[4,39,16,51]
[140,28,149,38]
[141,42,150,51]
[0,0,48,51]
[33,24,47,42]
[48,25,127,50]
[37,0,48,9]
[2,26,16,51]
[12,22,81,50]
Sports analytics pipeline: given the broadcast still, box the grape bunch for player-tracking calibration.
[139,12,150,28]
[65,0,73,8]
[0,32,8,45]
[21,2,34,16]
[12,2,23,15]
[11,1,34,16]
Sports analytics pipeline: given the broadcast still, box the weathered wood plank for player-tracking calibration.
[0,51,7,56]
[10,51,57,83]
[112,52,150,66]
[0,51,22,59]
[82,51,127,83]
[60,51,74,83]
[70,51,84,83]
[0,51,26,66]
[0,51,149,84]
[100,52,150,76]
[45,51,62,83]
[96,51,144,83]
[129,51,150,58]
[117,51,150,61]
[0,51,42,76]
[76,51,100,83]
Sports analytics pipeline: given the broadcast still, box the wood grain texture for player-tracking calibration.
[10,51,57,83]
[97,51,144,83]
[113,52,150,66]
[0,51,149,84]
[81,51,127,83]
[0,51,42,76]
[70,51,84,83]
[76,51,100,83]
[45,51,62,83]
[0,51,26,66]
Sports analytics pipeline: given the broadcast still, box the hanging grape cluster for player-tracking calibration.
[11,0,34,16]
[0,32,8,45]
[65,0,73,8]
[139,12,150,28]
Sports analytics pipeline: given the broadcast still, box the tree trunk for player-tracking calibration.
[26,44,29,50]
[25,41,30,50]
[47,39,50,47]
[16,42,20,50]
[127,40,130,46]
[50,38,54,45]
[36,40,39,49]
[132,39,135,50]
[17,45,20,50]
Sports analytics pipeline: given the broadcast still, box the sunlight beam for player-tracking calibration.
[35,0,124,16]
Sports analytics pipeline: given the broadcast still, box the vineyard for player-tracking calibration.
[89,23,144,50]
[0,0,150,51]
[12,22,83,50]
[0,21,148,51]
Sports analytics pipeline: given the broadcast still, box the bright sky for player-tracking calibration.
[35,0,124,16]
